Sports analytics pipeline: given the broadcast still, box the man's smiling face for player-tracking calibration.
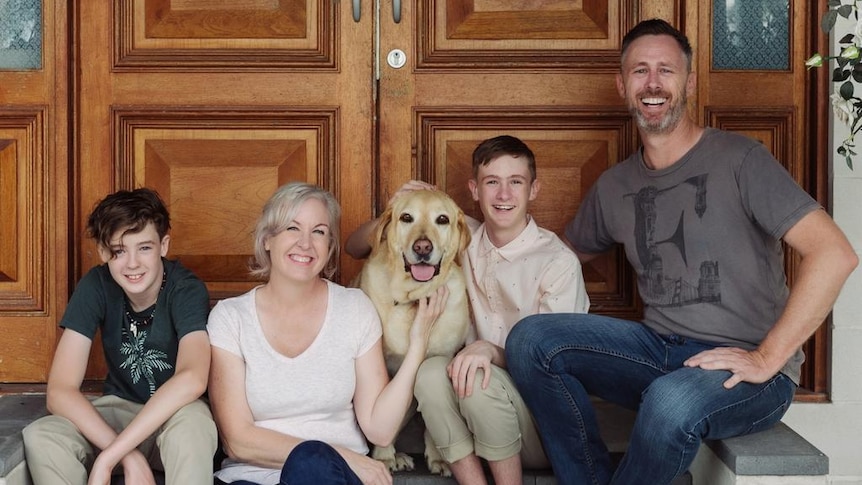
[616,33,695,135]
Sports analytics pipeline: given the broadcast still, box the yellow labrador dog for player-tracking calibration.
[355,189,471,476]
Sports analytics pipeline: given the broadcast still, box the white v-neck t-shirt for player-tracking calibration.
[208,280,382,483]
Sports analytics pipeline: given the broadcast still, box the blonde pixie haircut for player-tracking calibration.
[250,182,341,280]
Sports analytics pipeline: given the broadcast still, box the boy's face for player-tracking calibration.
[98,222,169,308]
[469,154,539,239]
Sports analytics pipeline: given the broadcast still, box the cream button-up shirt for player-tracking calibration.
[462,217,590,349]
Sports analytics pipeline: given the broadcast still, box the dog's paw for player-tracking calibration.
[393,452,415,472]
[423,439,451,477]
[426,457,452,477]
[371,445,415,473]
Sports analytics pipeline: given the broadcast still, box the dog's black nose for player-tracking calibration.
[413,237,433,258]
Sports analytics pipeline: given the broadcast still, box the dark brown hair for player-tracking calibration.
[471,135,536,181]
[86,188,171,254]
[621,19,693,72]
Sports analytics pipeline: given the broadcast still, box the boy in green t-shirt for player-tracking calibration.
[23,188,216,485]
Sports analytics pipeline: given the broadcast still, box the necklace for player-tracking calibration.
[124,270,166,337]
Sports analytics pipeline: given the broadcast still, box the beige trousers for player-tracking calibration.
[414,355,549,468]
[22,395,217,485]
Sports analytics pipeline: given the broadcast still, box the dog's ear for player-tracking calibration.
[454,210,471,261]
[370,206,394,250]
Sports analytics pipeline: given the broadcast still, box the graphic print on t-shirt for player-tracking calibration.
[120,326,172,397]
[625,173,720,308]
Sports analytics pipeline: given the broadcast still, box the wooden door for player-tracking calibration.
[72,0,373,377]
[0,1,68,384]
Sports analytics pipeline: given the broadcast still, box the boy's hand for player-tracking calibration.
[447,340,501,399]
[88,448,155,485]
[389,180,436,206]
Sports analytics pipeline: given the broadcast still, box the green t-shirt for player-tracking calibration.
[60,258,210,403]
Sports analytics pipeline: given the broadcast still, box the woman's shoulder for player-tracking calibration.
[327,280,370,301]
[211,287,258,316]
[325,281,377,318]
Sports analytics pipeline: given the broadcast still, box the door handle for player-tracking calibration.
[392,0,401,23]
[353,0,360,22]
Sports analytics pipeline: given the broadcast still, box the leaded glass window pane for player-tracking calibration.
[713,0,789,71]
[0,0,42,70]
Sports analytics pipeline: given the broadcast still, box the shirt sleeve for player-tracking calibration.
[737,143,821,239]
[207,299,243,358]
[59,267,108,340]
[565,182,616,255]
[539,250,590,314]
[355,291,383,357]
[168,276,211,340]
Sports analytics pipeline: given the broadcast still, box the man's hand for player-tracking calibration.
[684,347,780,389]
[446,341,500,398]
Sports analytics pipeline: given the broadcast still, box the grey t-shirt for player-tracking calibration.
[566,127,820,383]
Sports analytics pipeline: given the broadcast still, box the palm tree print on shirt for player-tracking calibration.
[120,327,172,396]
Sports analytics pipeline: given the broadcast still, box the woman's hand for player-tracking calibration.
[341,449,393,485]
[408,285,449,354]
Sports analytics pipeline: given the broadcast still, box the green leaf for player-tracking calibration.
[848,156,855,170]
[838,145,847,155]
[838,4,855,17]
[834,68,852,81]
[822,9,839,32]
[840,80,855,99]
[828,0,843,7]
[840,33,856,43]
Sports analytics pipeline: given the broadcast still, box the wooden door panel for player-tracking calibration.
[419,0,625,68]
[105,107,337,301]
[115,0,333,69]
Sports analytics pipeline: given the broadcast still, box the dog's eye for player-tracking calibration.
[436,215,450,225]
[399,213,413,223]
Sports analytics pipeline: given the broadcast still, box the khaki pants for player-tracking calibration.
[22,395,217,485]
[414,355,548,468]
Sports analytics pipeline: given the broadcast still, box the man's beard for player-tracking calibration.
[631,91,687,135]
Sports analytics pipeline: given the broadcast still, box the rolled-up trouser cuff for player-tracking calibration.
[436,433,475,464]
[474,434,522,462]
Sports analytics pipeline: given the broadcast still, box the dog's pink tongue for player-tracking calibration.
[410,264,436,282]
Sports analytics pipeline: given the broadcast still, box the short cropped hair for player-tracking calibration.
[251,182,341,280]
[471,135,537,182]
[621,18,693,72]
[86,188,171,255]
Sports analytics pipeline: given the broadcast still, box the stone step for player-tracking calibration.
[0,394,825,485]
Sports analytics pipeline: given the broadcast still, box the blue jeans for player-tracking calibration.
[219,440,363,485]
[505,313,797,485]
